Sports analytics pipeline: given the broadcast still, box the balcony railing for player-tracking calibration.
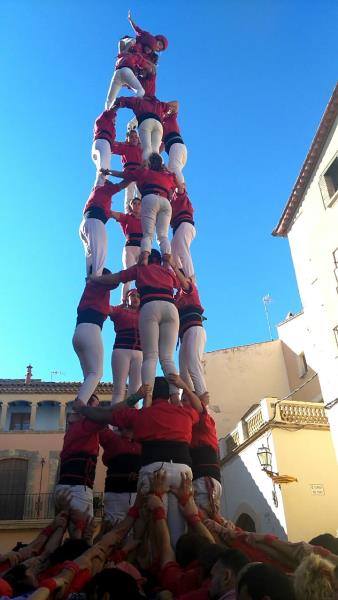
[0,492,104,521]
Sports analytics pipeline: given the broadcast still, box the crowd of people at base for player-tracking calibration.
[1,477,338,600]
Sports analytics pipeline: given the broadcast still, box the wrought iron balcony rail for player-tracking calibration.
[0,492,104,521]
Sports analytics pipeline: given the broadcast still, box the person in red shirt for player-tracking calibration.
[110,197,143,301]
[111,128,142,209]
[108,153,178,264]
[89,249,180,399]
[105,45,154,110]
[172,264,209,403]
[163,104,187,185]
[54,394,104,520]
[91,108,117,187]
[128,10,168,54]
[190,402,222,515]
[99,426,141,526]
[113,95,177,159]
[109,289,142,405]
[79,178,128,276]
[170,188,196,278]
[72,271,111,404]
[77,375,202,546]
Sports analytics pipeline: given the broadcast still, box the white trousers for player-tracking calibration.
[111,348,143,405]
[138,118,163,160]
[171,222,196,278]
[139,301,179,393]
[124,182,140,212]
[72,323,104,403]
[168,143,188,185]
[121,245,141,301]
[193,477,222,513]
[105,67,145,109]
[103,491,137,525]
[141,193,172,255]
[91,139,111,187]
[79,217,107,276]
[138,462,192,547]
[179,326,207,396]
[54,484,94,516]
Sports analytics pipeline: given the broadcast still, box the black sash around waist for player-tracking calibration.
[84,206,108,224]
[137,112,162,126]
[105,453,141,493]
[141,183,170,199]
[76,308,105,329]
[124,161,141,169]
[125,231,142,248]
[139,286,175,308]
[190,445,221,482]
[114,327,142,351]
[164,131,185,154]
[172,211,195,235]
[59,453,97,488]
[141,440,191,467]
[95,130,114,151]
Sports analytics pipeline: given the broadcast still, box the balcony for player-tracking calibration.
[0,493,105,521]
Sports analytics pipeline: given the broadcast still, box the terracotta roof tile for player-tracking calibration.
[0,379,113,394]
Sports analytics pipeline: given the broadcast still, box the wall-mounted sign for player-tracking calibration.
[310,484,325,496]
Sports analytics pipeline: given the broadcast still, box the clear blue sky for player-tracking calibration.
[1,0,337,382]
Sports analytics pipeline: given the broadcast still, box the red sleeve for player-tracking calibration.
[109,407,137,429]
[111,142,125,155]
[117,212,128,224]
[116,96,137,110]
[82,418,106,433]
[119,264,138,284]
[99,427,115,449]
[66,569,92,594]
[186,406,199,426]
[159,562,201,596]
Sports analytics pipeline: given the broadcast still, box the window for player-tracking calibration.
[297,352,308,378]
[0,458,28,519]
[334,326,338,347]
[319,154,338,208]
[10,412,30,431]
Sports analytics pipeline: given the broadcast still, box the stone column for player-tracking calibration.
[58,402,66,430]
[29,402,37,430]
[0,402,8,431]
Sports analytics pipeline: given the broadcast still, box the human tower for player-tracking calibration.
[55,11,221,545]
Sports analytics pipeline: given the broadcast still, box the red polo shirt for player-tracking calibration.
[118,263,180,307]
[77,281,111,316]
[93,109,116,149]
[99,428,141,464]
[111,141,143,169]
[83,180,126,221]
[109,400,199,443]
[60,418,104,461]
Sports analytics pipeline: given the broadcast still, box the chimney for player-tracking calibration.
[25,364,33,384]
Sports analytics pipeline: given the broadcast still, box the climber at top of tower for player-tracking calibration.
[128,9,168,54]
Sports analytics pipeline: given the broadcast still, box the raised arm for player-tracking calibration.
[128,9,142,35]
[167,374,203,414]
[169,257,191,290]
[109,210,124,222]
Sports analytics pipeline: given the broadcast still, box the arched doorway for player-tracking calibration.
[0,458,28,519]
[236,512,256,532]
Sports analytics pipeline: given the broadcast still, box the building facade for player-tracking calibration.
[273,83,338,458]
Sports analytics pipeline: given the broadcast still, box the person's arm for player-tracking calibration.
[128,9,143,35]
[167,374,203,414]
[110,141,124,155]
[173,473,215,543]
[109,210,124,221]
[169,258,191,291]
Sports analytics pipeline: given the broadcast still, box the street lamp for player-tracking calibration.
[257,445,273,472]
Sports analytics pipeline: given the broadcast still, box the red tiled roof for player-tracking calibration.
[0,379,113,394]
[273,83,338,237]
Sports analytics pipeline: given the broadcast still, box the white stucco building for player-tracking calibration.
[273,83,338,458]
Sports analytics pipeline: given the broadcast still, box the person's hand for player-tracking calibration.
[99,168,110,176]
[167,373,187,390]
[149,470,169,496]
[171,472,195,513]
[147,494,164,512]
[69,505,91,539]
